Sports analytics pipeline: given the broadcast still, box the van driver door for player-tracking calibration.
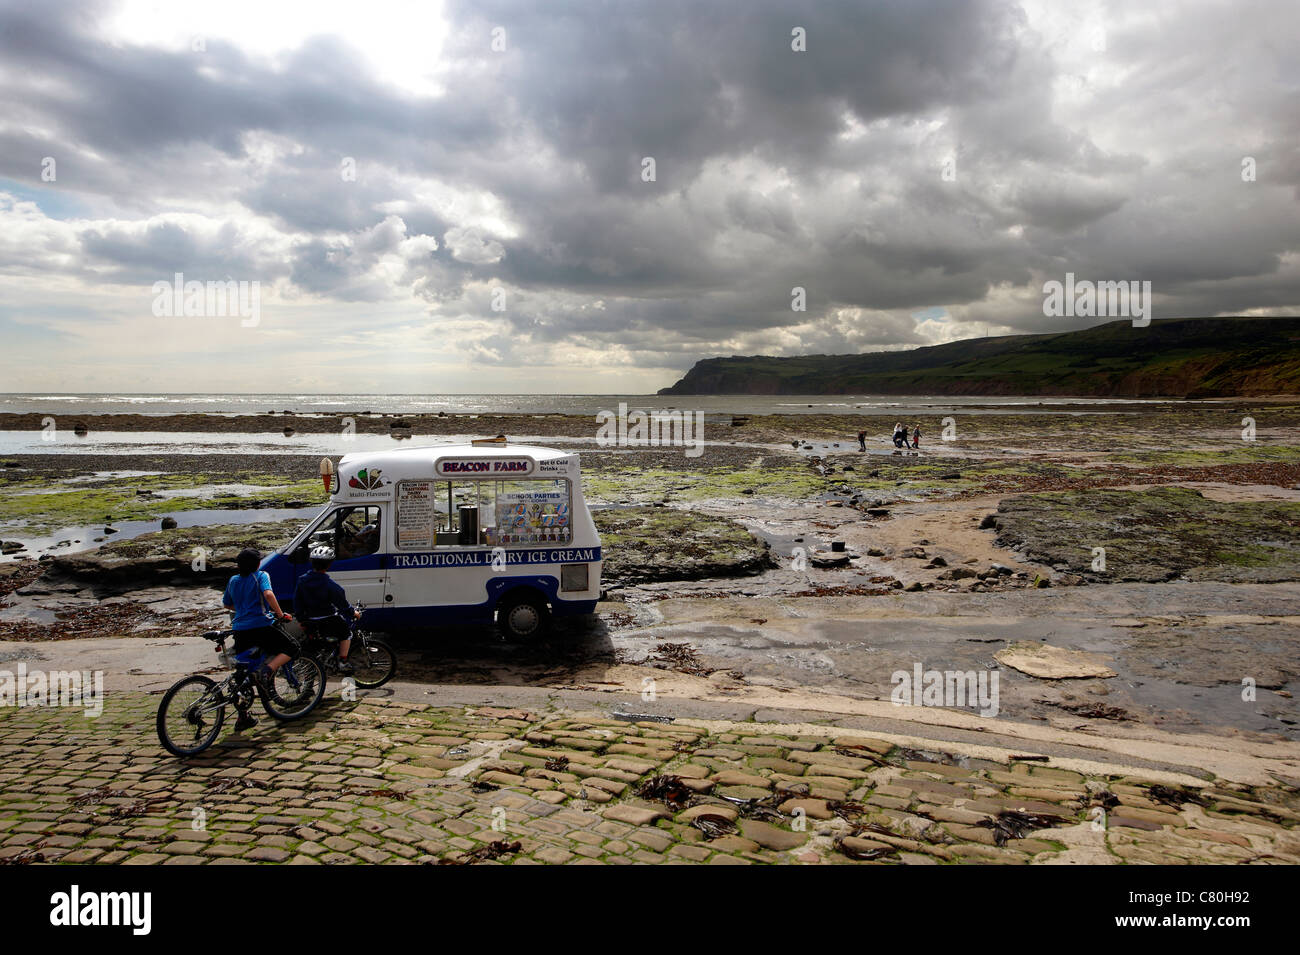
[298,504,387,612]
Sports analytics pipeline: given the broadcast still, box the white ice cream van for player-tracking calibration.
[260,442,602,639]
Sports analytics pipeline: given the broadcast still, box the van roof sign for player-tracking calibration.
[435,456,533,476]
[331,444,579,500]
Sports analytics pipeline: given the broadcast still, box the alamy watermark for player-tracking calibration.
[151,272,261,327]
[0,664,104,717]
[891,663,999,717]
[1043,272,1150,327]
[50,885,150,935]
[596,402,705,458]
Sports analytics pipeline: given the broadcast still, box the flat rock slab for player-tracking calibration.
[0,604,57,625]
[602,804,669,826]
[995,642,1117,679]
[739,819,808,851]
[779,797,834,820]
[677,804,739,823]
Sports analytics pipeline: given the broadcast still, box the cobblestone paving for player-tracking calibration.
[2,694,1299,864]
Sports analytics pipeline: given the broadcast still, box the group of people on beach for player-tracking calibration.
[856,423,920,452]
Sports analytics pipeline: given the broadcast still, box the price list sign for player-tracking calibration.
[396,481,434,548]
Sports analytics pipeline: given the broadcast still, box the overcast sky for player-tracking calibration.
[1,0,1297,394]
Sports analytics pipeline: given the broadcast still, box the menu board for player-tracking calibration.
[396,481,434,548]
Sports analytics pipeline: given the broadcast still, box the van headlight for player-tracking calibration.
[561,563,589,592]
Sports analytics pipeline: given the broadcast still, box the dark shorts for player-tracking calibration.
[305,615,350,641]
[233,624,298,659]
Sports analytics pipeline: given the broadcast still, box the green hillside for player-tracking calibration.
[657,317,1300,397]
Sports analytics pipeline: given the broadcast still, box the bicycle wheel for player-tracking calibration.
[350,635,397,689]
[157,676,226,757]
[261,655,326,721]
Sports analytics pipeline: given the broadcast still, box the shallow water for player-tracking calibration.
[0,431,505,456]
[0,506,319,562]
[60,470,165,482]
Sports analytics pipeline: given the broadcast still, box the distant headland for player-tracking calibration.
[657,317,1300,398]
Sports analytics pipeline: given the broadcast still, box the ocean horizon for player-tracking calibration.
[0,392,1193,418]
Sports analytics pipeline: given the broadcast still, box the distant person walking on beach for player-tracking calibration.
[857,429,867,452]
[892,423,907,449]
[911,426,921,450]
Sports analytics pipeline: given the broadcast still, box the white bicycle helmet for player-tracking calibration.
[309,545,335,561]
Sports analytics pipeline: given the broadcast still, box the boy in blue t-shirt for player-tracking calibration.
[222,547,295,730]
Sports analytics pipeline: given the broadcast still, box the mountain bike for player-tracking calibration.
[297,604,397,689]
[156,627,326,757]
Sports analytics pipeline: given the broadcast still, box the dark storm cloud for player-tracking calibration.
[77,219,268,280]
[1009,181,1127,234]
[0,0,1297,379]
[439,0,1026,189]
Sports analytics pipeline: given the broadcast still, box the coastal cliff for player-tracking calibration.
[658,317,1300,397]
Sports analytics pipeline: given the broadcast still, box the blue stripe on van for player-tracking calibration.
[390,547,601,569]
[262,548,602,619]
[263,548,600,591]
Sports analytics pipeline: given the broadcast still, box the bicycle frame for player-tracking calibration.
[210,633,304,704]
[187,677,238,720]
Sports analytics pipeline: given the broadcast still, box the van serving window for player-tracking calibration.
[395,478,572,549]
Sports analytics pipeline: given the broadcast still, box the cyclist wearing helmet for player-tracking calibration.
[293,545,360,673]
[222,547,297,730]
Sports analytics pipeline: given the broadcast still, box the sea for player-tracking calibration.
[0,393,1183,417]
[0,392,1198,457]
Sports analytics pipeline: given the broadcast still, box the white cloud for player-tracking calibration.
[443,226,504,265]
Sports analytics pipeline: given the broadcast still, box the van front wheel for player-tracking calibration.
[497,592,550,640]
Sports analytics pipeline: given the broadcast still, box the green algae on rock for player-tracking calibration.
[0,475,325,535]
[992,486,1300,583]
[593,506,773,586]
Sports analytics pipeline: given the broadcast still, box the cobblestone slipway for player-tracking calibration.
[2,695,1298,865]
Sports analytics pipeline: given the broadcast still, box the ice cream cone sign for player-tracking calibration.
[320,457,335,494]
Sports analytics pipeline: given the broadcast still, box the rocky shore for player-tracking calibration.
[2,403,1298,742]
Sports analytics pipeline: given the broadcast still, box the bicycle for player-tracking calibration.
[297,604,397,689]
[156,627,327,757]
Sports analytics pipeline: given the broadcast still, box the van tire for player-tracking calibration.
[497,591,550,640]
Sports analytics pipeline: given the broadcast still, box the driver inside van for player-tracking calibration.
[336,514,380,560]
